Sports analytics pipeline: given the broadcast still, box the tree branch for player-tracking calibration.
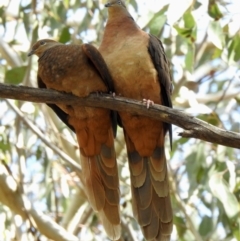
[0,83,239,149]
[0,163,79,241]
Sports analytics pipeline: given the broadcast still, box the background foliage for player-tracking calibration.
[0,0,240,240]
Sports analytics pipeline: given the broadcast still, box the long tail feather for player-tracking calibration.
[79,128,121,240]
[125,133,173,241]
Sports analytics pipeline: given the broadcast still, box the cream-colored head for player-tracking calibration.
[28,39,62,57]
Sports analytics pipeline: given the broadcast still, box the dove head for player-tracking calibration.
[105,0,126,8]
[104,0,134,23]
[28,39,62,57]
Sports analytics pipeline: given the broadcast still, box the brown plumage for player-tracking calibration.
[28,39,121,240]
[99,1,173,240]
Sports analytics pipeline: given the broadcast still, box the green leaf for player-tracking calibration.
[150,15,167,36]
[209,172,239,219]
[212,47,222,59]
[129,0,138,11]
[175,26,192,37]
[0,6,6,28]
[57,2,66,21]
[174,27,196,43]
[186,143,206,193]
[87,0,93,9]
[59,27,71,43]
[194,1,202,10]
[228,34,240,62]
[22,11,30,34]
[62,0,69,9]
[145,6,168,36]
[199,216,213,237]
[5,66,27,84]
[167,0,193,25]
[185,43,195,72]
[208,21,224,49]
[0,134,11,153]
[174,12,196,42]
[208,0,223,20]
[174,215,187,237]
[183,11,195,29]
[197,112,222,126]
[31,23,39,43]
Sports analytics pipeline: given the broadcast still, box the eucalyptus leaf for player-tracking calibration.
[208,0,223,20]
[209,173,239,219]
[185,43,195,72]
[59,27,71,43]
[5,66,27,84]
[208,21,224,49]
[167,0,193,25]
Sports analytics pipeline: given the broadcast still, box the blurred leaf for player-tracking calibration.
[197,112,222,127]
[22,12,30,34]
[50,3,61,21]
[129,0,138,11]
[209,172,239,219]
[174,11,196,42]
[196,165,206,183]
[183,11,195,29]
[146,6,168,36]
[231,122,240,132]
[0,6,6,28]
[59,27,71,43]
[233,228,240,241]
[186,143,206,193]
[174,35,186,56]
[31,23,39,43]
[5,66,27,84]
[208,0,223,20]
[185,43,195,72]
[36,146,43,160]
[174,26,193,38]
[212,47,222,59]
[57,2,67,21]
[194,1,202,9]
[49,17,62,33]
[172,137,189,155]
[62,0,69,9]
[174,215,187,237]
[196,43,215,67]
[199,216,213,237]
[167,0,193,25]
[87,0,93,9]
[0,134,11,153]
[208,21,224,49]
[228,34,240,62]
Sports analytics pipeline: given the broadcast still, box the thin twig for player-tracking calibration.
[168,167,203,241]
[6,99,82,173]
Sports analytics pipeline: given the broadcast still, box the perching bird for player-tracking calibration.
[28,39,121,240]
[99,1,173,240]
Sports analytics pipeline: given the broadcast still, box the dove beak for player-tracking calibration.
[27,50,34,57]
[105,2,112,7]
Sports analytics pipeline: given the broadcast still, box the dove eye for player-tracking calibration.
[117,1,121,5]
[40,41,45,45]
